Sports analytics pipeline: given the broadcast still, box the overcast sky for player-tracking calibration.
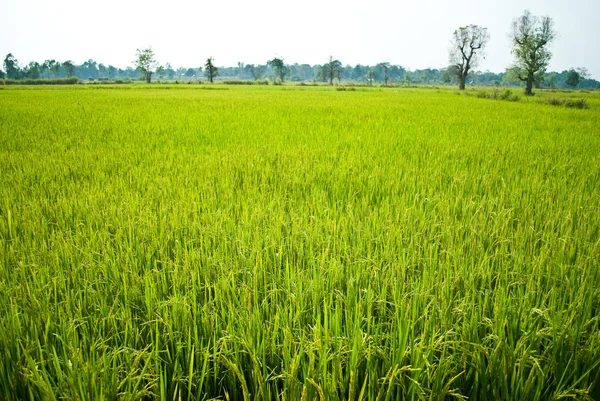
[1,0,599,78]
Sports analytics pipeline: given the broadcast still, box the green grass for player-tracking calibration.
[0,85,599,400]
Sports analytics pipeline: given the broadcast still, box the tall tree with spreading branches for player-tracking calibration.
[510,10,555,95]
[449,25,489,90]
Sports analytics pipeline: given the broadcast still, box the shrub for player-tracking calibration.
[471,89,520,102]
[0,77,80,85]
[498,89,520,102]
[564,98,589,109]
[545,97,564,106]
[222,80,268,85]
[542,97,589,109]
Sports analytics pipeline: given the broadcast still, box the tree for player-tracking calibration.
[24,62,41,79]
[247,64,263,80]
[510,10,555,95]
[545,72,558,88]
[50,61,60,77]
[271,57,288,83]
[377,62,392,85]
[82,59,99,79]
[62,60,75,77]
[42,60,55,78]
[442,65,458,84]
[108,65,118,79]
[237,62,244,78]
[4,53,21,79]
[205,57,218,83]
[449,25,489,90]
[576,67,590,81]
[565,69,580,88]
[366,70,374,86]
[0,69,5,79]
[165,63,175,79]
[156,65,165,80]
[322,56,343,85]
[134,48,158,83]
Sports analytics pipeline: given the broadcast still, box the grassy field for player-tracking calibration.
[0,84,599,400]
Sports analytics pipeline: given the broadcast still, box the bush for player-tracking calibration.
[498,89,520,102]
[542,97,589,109]
[564,98,589,109]
[545,97,564,106]
[471,89,520,102]
[0,77,80,85]
[222,80,268,85]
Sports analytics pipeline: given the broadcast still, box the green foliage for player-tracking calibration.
[204,57,218,83]
[222,79,269,85]
[542,97,589,109]
[270,57,288,83]
[565,69,580,88]
[510,10,556,95]
[1,77,80,85]
[472,88,520,101]
[0,86,599,400]
[323,56,343,85]
[134,48,158,83]
[3,53,20,79]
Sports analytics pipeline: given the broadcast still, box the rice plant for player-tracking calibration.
[0,85,599,400]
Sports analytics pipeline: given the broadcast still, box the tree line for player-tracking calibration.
[2,10,598,92]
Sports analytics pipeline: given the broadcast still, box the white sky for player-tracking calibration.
[1,0,599,78]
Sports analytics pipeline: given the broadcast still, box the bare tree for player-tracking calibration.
[510,10,555,96]
[449,25,489,90]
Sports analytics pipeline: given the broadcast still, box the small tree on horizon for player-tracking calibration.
[377,62,392,85]
[3,53,20,79]
[134,48,158,83]
[62,60,75,77]
[565,69,580,88]
[205,57,218,83]
[323,56,343,85]
[248,64,263,80]
[449,25,489,90]
[271,57,288,83]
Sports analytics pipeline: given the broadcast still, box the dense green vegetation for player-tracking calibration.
[3,51,599,89]
[1,85,599,400]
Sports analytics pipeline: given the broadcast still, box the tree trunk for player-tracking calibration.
[525,73,534,96]
[459,76,466,90]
